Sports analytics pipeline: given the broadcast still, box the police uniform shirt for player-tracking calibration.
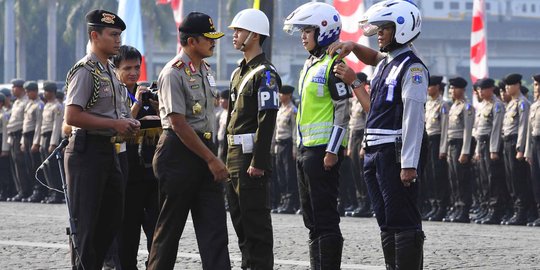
[475,96,505,153]
[274,101,297,142]
[6,95,28,133]
[227,53,281,170]
[441,99,475,155]
[157,51,217,133]
[22,98,44,145]
[349,98,366,131]
[425,95,450,136]
[502,94,530,152]
[40,100,64,146]
[66,52,126,136]
[1,107,10,151]
[525,99,540,159]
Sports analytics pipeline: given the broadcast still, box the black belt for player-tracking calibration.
[276,138,293,144]
[41,131,53,137]
[477,135,489,142]
[448,138,463,145]
[163,128,212,141]
[503,134,517,142]
[86,134,115,144]
[8,130,22,136]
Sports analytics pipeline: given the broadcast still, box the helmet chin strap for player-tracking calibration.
[240,32,254,51]
[380,38,405,53]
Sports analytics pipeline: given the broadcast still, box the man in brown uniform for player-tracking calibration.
[64,10,139,269]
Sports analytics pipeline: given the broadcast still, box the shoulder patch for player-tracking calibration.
[495,103,501,113]
[411,68,424,84]
[410,67,424,72]
[172,60,184,70]
[519,101,526,112]
[258,70,279,111]
[441,105,448,114]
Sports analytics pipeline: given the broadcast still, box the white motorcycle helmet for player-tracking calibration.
[360,0,422,46]
[283,2,341,47]
[228,8,270,36]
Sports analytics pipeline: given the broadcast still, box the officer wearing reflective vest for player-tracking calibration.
[329,0,428,268]
[226,8,280,270]
[284,3,350,268]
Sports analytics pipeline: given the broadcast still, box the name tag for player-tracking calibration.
[207,74,216,87]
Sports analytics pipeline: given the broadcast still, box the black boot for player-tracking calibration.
[452,205,470,223]
[278,194,296,214]
[309,238,320,270]
[319,234,343,270]
[504,208,528,226]
[422,201,438,221]
[395,230,425,270]
[381,231,395,270]
[429,204,448,222]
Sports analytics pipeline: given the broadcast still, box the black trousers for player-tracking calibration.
[477,136,509,210]
[23,131,44,193]
[119,144,159,270]
[226,145,273,270]
[530,137,540,206]
[0,133,15,198]
[339,155,356,208]
[350,129,369,206]
[275,139,298,201]
[425,135,450,207]
[447,139,473,208]
[65,133,124,270]
[297,145,342,239]
[9,130,30,197]
[148,130,230,270]
[40,132,62,197]
[503,135,534,211]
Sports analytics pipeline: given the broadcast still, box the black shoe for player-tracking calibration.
[352,205,373,218]
[296,208,303,215]
[442,206,458,222]
[23,190,45,203]
[8,193,24,202]
[46,195,64,204]
[451,208,470,223]
[481,209,503,225]
[429,206,448,222]
[504,211,528,226]
[531,217,540,227]
[422,203,438,221]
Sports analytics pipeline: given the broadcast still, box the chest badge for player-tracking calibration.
[192,102,202,115]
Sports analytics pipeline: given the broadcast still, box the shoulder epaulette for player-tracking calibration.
[172,60,185,70]
[202,60,210,71]
[65,59,101,110]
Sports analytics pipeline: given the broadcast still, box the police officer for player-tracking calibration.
[501,73,534,225]
[473,78,510,225]
[39,81,64,204]
[0,89,15,201]
[147,12,230,270]
[20,81,45,203]
[330,0,427,268]
[440,77,475,223]
[525,74,540,226]
[423,75,451,221]
[285,3,350,268]
[226,8,280,269]
[273,85,298,214]
[64,10,139,269]
[6,79,30,202]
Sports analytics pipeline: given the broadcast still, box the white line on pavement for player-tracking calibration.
[0,240,384,270]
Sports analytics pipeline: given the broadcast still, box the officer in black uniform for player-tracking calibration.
[64,10,139,269]
[147,12,230,270]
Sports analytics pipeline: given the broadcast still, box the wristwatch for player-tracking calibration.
[351,79,364,88]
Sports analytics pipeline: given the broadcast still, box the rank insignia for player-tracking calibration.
[190,84,200,89]
[192,102,202,115]
[185,67,192,77]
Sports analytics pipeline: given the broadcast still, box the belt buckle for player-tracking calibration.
[203,132,212,140]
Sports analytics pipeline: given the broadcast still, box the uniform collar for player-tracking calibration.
[387,46,412,63]
[88,52,111,72]
[240,53,266,69]
[179,51,204,75]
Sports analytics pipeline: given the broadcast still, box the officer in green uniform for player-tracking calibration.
[147,12,231,270]
[227,8,280,270]
[64,10,139,269]
[39,81,64,204]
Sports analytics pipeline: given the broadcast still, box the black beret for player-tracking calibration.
[498,80,506,91]
[0,93,5,102]
[356,72,368,82]
[0,88,11,97]
[178,12,224,39]
[428,75,443,86]
[477,78,495,89]
[520,85,529,95]
[43,81,57,92]
[56,91,65,100]
[449,77,467,88]
[23,81,38,91]
[11,78,25,88]
[219,89,230,99]
[86,10,126,31]
[280,85,295,94]
[503,73,522,85]
[532,74,540,82]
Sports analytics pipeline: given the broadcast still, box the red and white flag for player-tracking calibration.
[470,0,488,83]
[157,0,183,53]
[118,0,147,81]
[333,0,372,76]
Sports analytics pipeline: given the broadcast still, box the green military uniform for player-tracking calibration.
[226,52,281,269]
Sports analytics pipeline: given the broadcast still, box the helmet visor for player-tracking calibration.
[360,21,393,37]
[283,24,316,35]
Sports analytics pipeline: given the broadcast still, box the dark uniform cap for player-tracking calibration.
[178,12,224,39]
[356,72,368,82]
[428,75,444,86]
[43,81,58,92]
[11,78,25,88]
[533,74,540,82]
[280,85,295,94]
[0,93,5,102]
[477,78,495,89]
[86,9,126,31]
[503,73,522,85]
[498,80,506,91]
[449,77,467,88]
[23,81,38,91]
[520,85,529,95]
[0,88,11,97]
[219,89,230,99]
[56,91,65,100]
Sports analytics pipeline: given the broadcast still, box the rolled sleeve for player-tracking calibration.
[159,68,186,117]
[66,68,93,109]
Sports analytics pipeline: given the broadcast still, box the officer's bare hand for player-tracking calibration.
[526,157,532,165]
[439,153,447,160]
[0,151,8,157]
[516,151,524,161]
[323,152,338,171]
[400,168,417,187]
[208,157,228,182]
[114,118,141,136]
[135,85,148,102]
[327,41,354,60]
[359,147,365,159]
[490,152,499,160]
[333,62,356,85]
[31,144,40,153]
[458,154,469,164]
[20,144,25,152]
[473,154,480,161]
[48,144,56,154]
[247,166,265,178]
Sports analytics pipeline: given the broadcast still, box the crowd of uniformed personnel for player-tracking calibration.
[2,2,540,270]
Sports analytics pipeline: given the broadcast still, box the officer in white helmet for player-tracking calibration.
[284,2,351,269]
[226,8,281,270]
[330,1,428,269]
